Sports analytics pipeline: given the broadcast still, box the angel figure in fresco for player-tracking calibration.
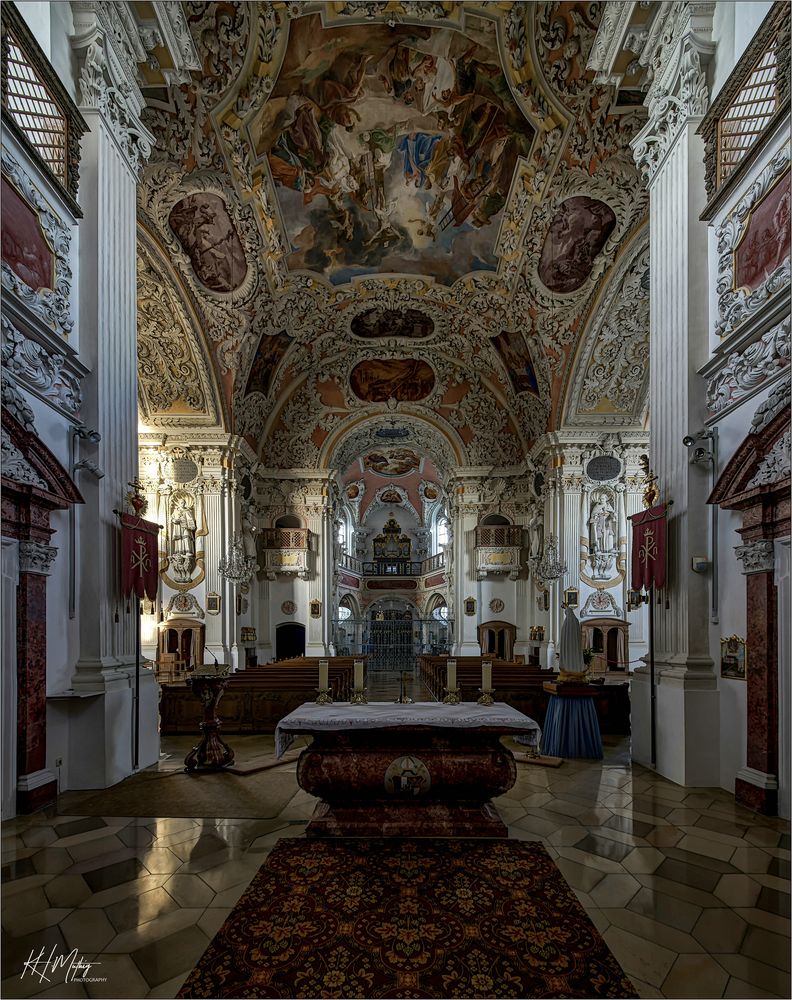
[398,132,444,189]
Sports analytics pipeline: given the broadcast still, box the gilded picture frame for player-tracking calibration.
[720,635,746,680]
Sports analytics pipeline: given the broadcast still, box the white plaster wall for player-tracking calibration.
[17,2,77,101]
[711,1,774,101]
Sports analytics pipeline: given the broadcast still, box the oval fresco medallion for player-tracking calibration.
[363,449,420,477]
[350,358,435,402]
[351,308,434,340]
[538,196,616,293]
[168,193,247,293]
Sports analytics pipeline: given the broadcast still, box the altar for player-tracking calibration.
[276,702,541,838]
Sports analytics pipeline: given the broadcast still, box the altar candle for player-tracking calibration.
[319,659,329,691]
[354,659,364,690]
[482,661,492,692]
[447,658,457,690]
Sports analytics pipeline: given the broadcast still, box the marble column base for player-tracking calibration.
[736,766,779,815]
[17,768,57,813]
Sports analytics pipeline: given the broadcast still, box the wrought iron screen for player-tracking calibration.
[333,615,454,671]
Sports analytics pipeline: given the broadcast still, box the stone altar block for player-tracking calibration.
[276,702,541,838]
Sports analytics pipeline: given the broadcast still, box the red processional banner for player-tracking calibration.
[120,513,160,600]
[628,503,668,591]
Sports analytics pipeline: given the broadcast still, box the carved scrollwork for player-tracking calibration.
[1,151,74,338]
[714,147,791,339]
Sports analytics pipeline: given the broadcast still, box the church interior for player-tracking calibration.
[1,0,790,997]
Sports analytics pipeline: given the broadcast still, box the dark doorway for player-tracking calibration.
[607,628,619,670]
[276,623,306,659]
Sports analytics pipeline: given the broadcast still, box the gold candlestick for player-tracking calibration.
[395,671,414,704]
[350,687,368,705]
[442,686,461,705]
[477,688,495,706]
[315,687,333,706]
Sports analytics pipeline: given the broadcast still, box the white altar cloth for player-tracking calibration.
[275,701,541,758]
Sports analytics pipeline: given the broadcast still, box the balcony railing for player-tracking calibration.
[261,527,310,550]
[340,553,362,574]
[699,1,790,204]
[363,560,423,576]
[422,552,445,574]
[1,2,87,205]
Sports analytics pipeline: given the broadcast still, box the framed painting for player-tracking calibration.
[206,592,221,615]
[720,635,746,680]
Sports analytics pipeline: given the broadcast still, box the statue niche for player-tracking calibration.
[169,492,197,583]
[587,488,617,580]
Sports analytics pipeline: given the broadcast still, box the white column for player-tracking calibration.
[452,504,480,654]
[305,508,326,656]
[630,19,719,785]
[65,12,160,786]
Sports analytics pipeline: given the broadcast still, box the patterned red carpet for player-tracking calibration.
[178,838,637,999]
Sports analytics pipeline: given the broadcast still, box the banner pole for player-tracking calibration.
[134,595,140,771]
[649,582,656,767]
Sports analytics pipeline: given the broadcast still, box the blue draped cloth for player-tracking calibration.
[542,694,603,759]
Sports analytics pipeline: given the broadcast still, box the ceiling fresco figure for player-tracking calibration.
[258,14,536,285]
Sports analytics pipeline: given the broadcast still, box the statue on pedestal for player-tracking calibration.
[170,495,197,583]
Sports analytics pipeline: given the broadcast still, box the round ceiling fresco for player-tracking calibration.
[538,196,617,294]
[168,193,247,293]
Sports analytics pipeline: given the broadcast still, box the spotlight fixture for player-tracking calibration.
[72,421,101,443]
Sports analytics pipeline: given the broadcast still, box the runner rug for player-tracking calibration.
[178,838,636,999]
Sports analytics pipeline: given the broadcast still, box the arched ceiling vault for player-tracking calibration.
[135,1,650,465]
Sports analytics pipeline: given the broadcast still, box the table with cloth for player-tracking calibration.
[541,681,603,759]
[276,701,542,837]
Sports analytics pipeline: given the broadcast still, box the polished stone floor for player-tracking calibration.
[1,699,789,999]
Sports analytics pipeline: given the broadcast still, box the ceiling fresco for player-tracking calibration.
[257,13,537,285]
[135,1,651,472]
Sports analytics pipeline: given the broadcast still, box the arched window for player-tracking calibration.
[337,519,347,552]
[338,606,352,621]
[431,605,449,622]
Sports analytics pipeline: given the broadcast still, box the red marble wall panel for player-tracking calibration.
[1,176,53,290]
[735,170,790,292]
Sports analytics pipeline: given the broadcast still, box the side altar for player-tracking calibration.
[276,702,541,838]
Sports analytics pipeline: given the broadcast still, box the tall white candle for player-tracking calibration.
[482,661,492,691]
[319,659,329,690]
[447,658,457,690]
[354,659,364,690]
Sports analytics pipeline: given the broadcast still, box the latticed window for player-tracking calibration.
[3,31,67,185]
[1,6,86,203]
[475,525,523,548]
[699,1,790,204]
[718,46,779,186]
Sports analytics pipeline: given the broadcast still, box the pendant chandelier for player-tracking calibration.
[535,533,567,584]
[218,532,257,586]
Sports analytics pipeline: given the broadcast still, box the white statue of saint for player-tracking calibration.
[589,498,616,553]
[171,497,196,557]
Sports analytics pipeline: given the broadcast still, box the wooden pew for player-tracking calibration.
[159,657,360,735]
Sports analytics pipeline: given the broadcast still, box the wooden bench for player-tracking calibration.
[159,658,360,735]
